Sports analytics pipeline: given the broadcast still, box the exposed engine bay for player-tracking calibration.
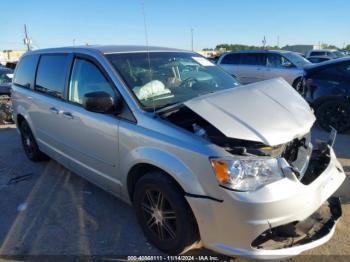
[162,106,308,157]
[161,105,329,184]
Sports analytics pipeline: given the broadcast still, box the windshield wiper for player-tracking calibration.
[155,102,184,114]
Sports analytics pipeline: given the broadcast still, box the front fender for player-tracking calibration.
[120,146,207,200]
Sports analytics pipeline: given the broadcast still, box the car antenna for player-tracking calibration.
[141,1,156,116]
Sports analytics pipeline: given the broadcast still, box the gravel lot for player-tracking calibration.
[0,124,349,260]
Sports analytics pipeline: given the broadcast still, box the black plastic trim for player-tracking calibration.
[185,192,223,203]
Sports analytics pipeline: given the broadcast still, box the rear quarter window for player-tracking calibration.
[35,54,70,99]
[13,55,39,88]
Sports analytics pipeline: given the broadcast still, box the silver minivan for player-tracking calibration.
[12,46,345,259]
[217,50,310,88]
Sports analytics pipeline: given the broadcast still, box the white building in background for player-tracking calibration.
[0,50,26,65]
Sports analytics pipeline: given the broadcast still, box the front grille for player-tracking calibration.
[282,133,313,179]
[300,146,330,185]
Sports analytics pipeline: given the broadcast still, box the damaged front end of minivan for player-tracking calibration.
[159,78,346,258]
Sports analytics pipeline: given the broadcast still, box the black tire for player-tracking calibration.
[133,171,199,254]
[315,98,350,133]
[19,120,48,161]
[292,77,302,93]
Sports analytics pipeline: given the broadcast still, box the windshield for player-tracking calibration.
[283,52,310,67]
[107,52,240,110]
[0,69,13,85]
[333,51,345,58]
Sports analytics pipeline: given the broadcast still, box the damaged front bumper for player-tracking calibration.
[186,146,345,259]
[251,197,342,250]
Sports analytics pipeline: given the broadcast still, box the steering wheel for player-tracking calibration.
[179,77,198,89]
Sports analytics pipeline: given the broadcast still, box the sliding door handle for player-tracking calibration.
[62,112,73,119]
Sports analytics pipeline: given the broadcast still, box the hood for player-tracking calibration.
[184,78,316,146]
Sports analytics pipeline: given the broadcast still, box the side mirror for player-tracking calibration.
[82,91,118,114]
[282,61,293,68]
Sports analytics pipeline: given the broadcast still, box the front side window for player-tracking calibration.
[283,52,310,67]
[69,58,115,104]
[35,54,70,98]
[266,53,291,68]
[107,52,240,110]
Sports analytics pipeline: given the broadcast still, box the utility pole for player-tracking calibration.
[23,24,32,51]
[262,36,266,49]
[277,35,280,48]
[191,28,194,51]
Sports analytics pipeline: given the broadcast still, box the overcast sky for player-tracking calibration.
[1,0,349,50]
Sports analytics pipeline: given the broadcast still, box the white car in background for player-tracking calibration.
[217,50,310,89]
[306,49,345,60]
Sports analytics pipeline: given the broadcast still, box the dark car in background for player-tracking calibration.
[302,57,350,133]
[307,56,332,64]
[0,67,13,95]
[0,67,13,123]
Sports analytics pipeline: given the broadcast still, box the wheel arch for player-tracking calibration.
[15,105,37,137]
[122,147,207,203]
[127,163,185,202]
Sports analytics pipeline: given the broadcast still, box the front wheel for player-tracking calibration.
[133,172,199,254]
[292,77,303,93]
[315,98,350,133]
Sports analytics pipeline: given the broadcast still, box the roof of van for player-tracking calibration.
[223,50,293,54]
[27,45,189,55]
[304,56,350,71]
[309,49,338,52]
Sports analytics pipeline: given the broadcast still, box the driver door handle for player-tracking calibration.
[49,107,59,114]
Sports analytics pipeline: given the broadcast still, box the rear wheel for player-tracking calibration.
[315,98,350,133]
[133,172,199,254]
[19,120,48,161]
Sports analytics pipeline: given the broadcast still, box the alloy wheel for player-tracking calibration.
[141,189,177,241]
[21,123,35,158]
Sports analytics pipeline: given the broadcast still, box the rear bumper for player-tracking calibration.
[186,146,345,259]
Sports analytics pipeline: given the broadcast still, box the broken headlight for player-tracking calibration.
[210,158,284,191]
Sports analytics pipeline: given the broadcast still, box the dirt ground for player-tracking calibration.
[0,124,349,261]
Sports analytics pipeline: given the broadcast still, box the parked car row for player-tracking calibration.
[215,50,350,133]
[302,57,350,132]
[0,67,14,123]
[11,45,346,259]
[217,50,309,88]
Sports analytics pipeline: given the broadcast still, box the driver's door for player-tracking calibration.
[59,56,121,193]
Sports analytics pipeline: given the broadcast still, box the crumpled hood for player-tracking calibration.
[184,78,316,146]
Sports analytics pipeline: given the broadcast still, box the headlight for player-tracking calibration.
[210,158,284,191]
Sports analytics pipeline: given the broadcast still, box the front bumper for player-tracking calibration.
[186,146,345,259]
